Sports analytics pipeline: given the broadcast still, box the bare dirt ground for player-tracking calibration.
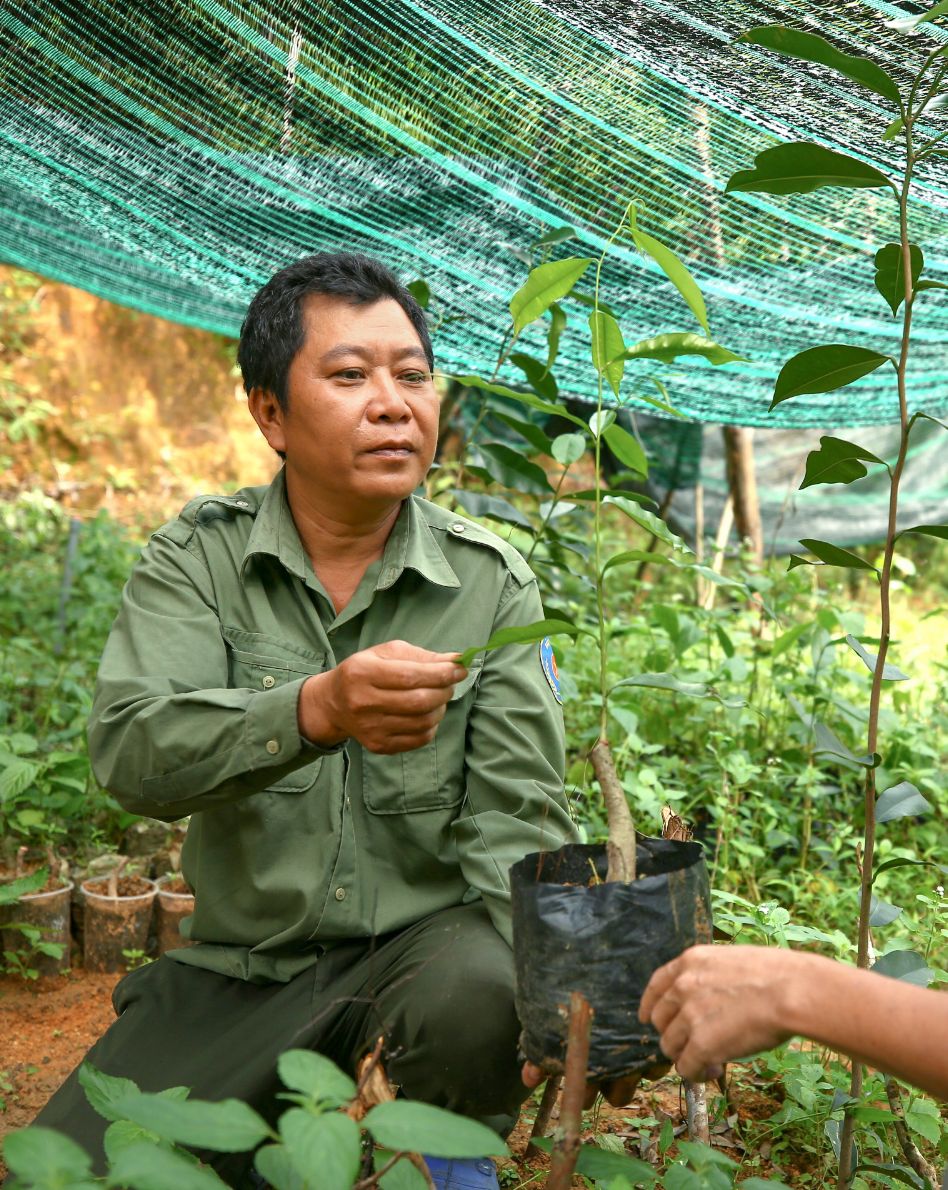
[0,970,804,1187]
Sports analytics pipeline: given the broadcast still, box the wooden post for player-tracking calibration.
[547,993,593,1190]
[722,426,763,562]
[525,1074,563,1159]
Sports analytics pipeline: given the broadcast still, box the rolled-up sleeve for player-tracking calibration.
[89,534,333,820]
[451,574,579,945]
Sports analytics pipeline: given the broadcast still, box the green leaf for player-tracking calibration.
[882,115,904,143]
[622,333,744,366]
[868,896,902,927]
[365,1101,507,1159]
[103,1119,174,1161]
[629,205,709,333]
[3,1127,93,1186]
[493,412,553,455]
[510,258,594,333]
[109,1142,231,1190]
[375,1152,431,1190]
[510,351,558,402]
[406,279,430,309]
[276,1050,356,1109]
[611,673,745,708]
[589,310,626,397]
[886,0,948,31]
[603,424,648,477]
[602,549,666,575]
[457,619,578,668]
[255,1144,306,1190]
[280,1110,361,1190]
[872,950,934,987]
[726,142,893,196]
[0,867,49,906]
[812,719,879,768]
[872,856,948,884]
[773,346,891,407]
[897,523,948,541]
[111,1091,271,1152]
[533,225,577,248]
[845,634,908,680]
[737,26,900,102]
[914,279,948,297]
[904,1098,942,1145]
[78,1063,142,1123]
[477,442,553,494]
[546,302,567,372]
[798,538,878,572]
[551,433,586,465]
[452,375,586,429]
[574,1142,658,1184]
[604,497,691,552]
[874,243,923,317]
[0,757,40,804]
[637,377,686,417]
[876,781,933,823]
[450,491,534,531]
[771,622,810,658]
[570,488,655,506]
[800,436,887,489]
[588,409,616,438]
[569,290,620,318]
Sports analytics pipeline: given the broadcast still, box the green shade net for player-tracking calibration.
[2,0,948,426]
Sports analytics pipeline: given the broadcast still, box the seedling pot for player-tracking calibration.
[81,875,157,972]
[0,879,74,977]
[511,838,711,1081]
[155,874,195,954]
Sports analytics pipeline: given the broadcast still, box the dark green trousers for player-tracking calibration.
[33,903,526,1186]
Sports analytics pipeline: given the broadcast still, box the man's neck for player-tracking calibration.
[285,474,402,611]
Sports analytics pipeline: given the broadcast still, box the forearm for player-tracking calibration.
[784,953,948,1100]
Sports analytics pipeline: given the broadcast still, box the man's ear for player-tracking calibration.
[248,387,287,456]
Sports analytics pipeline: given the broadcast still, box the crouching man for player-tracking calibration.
[34,252,577,1189]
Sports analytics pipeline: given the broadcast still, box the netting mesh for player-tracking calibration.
[1,0,947,426]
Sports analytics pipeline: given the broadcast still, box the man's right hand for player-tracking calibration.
[297,640,467,754]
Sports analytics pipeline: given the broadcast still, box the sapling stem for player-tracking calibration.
[837,81,920,1190]
[590,208,638,883]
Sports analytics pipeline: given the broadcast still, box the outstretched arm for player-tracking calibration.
[639,944,948,1101]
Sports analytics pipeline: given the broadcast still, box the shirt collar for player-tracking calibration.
[241,471,460,591]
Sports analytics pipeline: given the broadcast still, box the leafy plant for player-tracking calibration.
[728,13,948,1186]
[3,1053,507,1190]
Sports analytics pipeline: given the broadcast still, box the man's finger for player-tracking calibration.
[370,658,467,691]
[639,955,682,1023]
[521,1062,544,1089]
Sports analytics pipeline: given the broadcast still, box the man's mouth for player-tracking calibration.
[367,443,415,456]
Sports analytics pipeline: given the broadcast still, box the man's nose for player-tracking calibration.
[369,370,411,420]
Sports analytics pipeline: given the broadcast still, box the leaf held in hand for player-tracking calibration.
[457,619,577,668]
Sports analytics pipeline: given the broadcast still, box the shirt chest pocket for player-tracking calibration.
[362,661,482,815]
[223,627,326,794]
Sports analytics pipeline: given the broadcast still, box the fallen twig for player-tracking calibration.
[525,1074,562,1159]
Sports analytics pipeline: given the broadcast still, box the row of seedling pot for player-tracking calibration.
[0,860,194,976]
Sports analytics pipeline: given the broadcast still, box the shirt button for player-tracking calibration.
[334,887,347,901]
[235,499,249,507]
[265,739,280,755]
[262,674,276,689]
[451,523,466,533]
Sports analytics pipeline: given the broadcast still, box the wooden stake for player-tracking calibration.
[525,1074,563,1159]
[722,427,763,563]
[547,993,593,1190]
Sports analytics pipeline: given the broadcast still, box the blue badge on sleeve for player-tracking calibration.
[539,636,562,704]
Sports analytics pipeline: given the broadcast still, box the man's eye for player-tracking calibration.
[335,369,364,380]
[401,371,430,384]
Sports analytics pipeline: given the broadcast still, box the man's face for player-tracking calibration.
[258,294,438,514]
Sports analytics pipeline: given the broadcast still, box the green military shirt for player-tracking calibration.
[89,470,577,983]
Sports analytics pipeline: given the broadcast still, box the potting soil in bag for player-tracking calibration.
[510,838,711,1081]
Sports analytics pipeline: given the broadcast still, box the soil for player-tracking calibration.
[158,876,192,896]
[0,969,815,1187]
[82,876,155,899]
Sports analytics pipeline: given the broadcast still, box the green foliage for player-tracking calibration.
[772,346,892,407]
[726,142,893,196]
[5,1053,505,1189]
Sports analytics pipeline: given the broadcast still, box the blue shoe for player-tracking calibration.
[422,1156,499,1189]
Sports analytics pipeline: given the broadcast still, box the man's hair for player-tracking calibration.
[237,251,434,410]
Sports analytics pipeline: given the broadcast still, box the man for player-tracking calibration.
[34,252,577,1188]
